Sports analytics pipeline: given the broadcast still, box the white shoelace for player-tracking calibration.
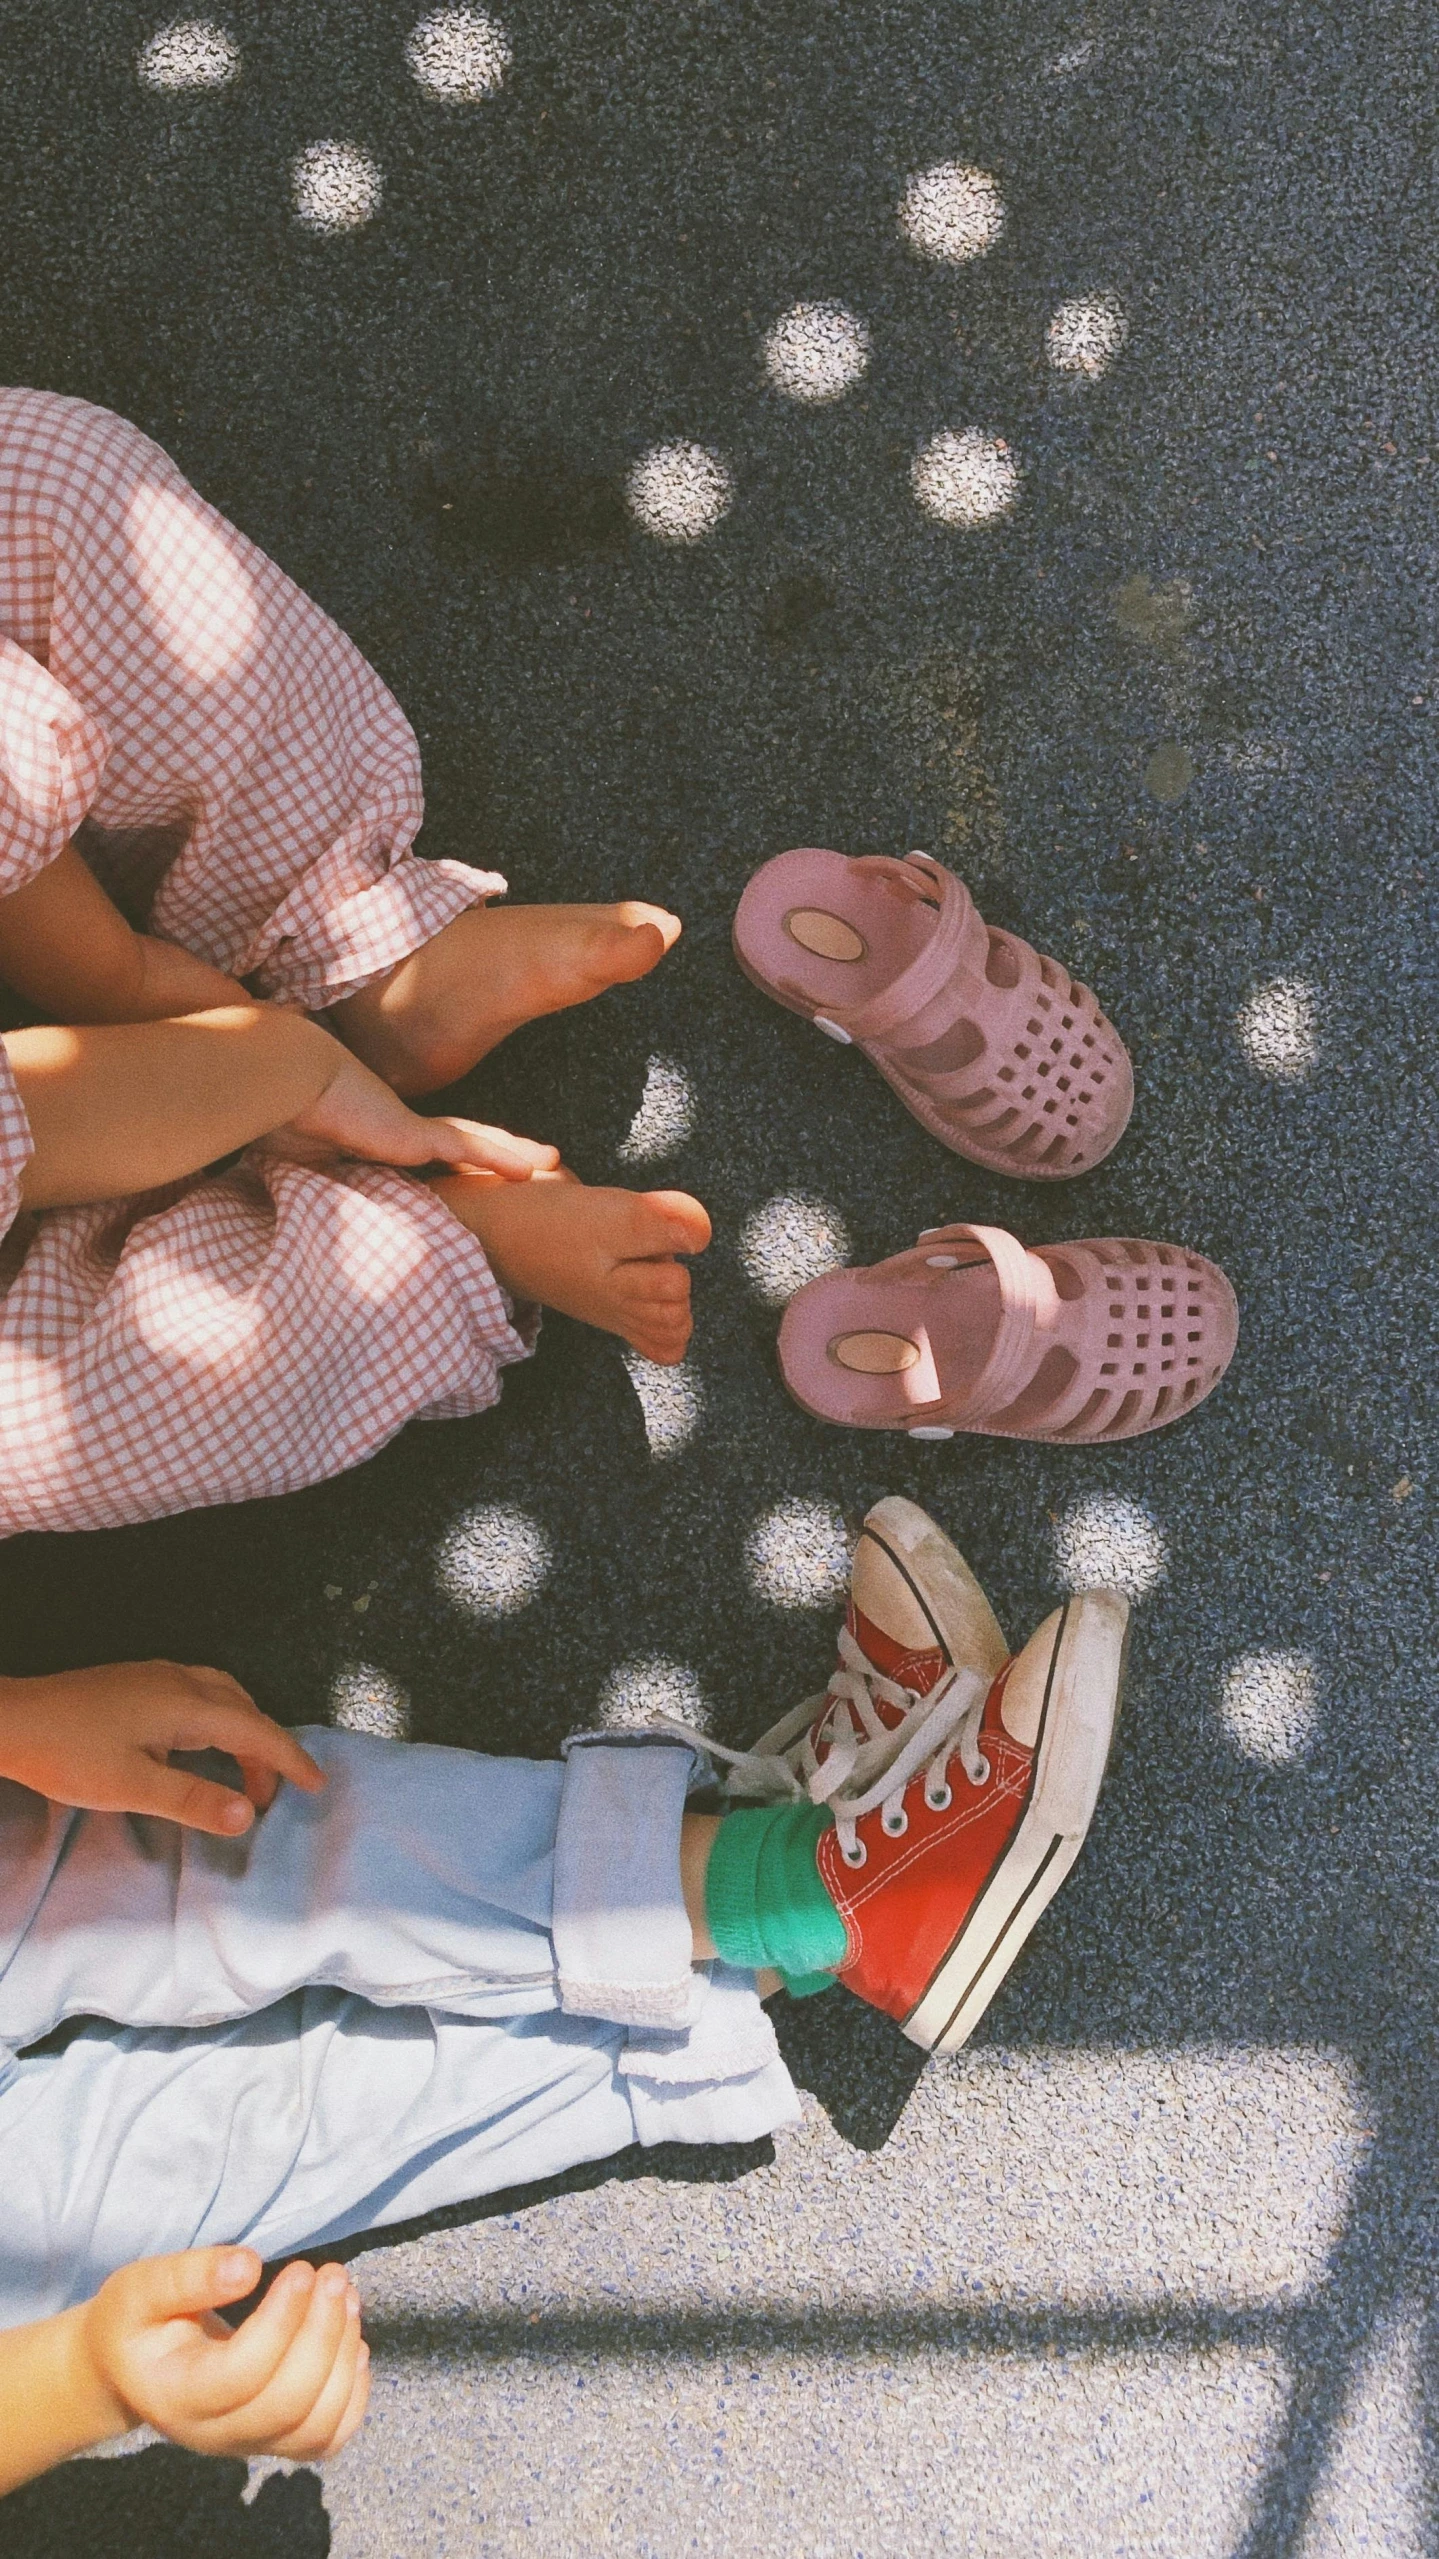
[657,1625,991,1870]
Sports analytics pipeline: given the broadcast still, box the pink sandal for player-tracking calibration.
[734,847,1133,1177]
[777,1223,1238,1442]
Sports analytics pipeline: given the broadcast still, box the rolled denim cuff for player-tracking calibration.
[552,1736,704,2031]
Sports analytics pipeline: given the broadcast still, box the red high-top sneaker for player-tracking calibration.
[697,1497,1010,1809]
[819,1591,1128,2053]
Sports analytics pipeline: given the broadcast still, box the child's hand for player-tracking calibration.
[0,1661,327,1836]
[260,1041,560,1181]
[80,2248,369,2463]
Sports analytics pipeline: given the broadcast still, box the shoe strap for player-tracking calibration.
[834,854,990,1044]
[909,1223,1059,1423]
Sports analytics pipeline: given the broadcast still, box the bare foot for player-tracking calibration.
[332,901,682,1096]
[432,1173,710,1363]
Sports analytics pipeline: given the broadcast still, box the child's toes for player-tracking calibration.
[639,1189,712,1255]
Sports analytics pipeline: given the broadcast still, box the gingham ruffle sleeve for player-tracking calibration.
[0,632,108,899]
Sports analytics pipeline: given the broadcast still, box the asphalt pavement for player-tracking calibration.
[0,0,1435,2551]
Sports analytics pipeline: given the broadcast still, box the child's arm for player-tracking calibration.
[0,2250,369,2495]
[0,843,245,1023]
[4,1008,561,1210]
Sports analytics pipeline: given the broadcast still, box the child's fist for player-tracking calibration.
[81,2248,370,2462]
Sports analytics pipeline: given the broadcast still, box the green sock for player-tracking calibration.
[703,1802,847,1998]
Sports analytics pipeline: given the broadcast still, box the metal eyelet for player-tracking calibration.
[972,1755,991,1787]
[925,1782,953,1813]
[881,1806,909,1838]
[840,1837,867,1869]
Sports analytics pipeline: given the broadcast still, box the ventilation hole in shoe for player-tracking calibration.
[1056,1075,1072,1093]
[1161,1331,1174,1346]
[1050,1037,1064,1054]
[948,1085,999,1117]
[1161,1358,1174,1372]
[1182,1377,1201,1402]
[1188,1329,1203,1342]
[1015,1041,1032,1060]
[1151,1385,1176,1418]
[984,931,1022,990]
[1043,1097,1059,1114]
[1026,1018,1042,1036]
[998,1064,1016,1082]
[1100,1361,1118,1376]
[1111,1389,1145,1430]
[1049,1388,1111,1439]
[1045,1251,1087,1302]
[1037,1132,1071,1163]
[1023,1085,1037,1100]
[902,1017,986,1075]
[988,1344,1078,1432]
[1061,1014,1074,1029]
[1106,1333,1123,1348]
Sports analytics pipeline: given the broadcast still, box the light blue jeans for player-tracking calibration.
[0,1729,799,2325]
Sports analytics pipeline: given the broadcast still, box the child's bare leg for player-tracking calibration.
[332,901,682,1098]
[430,1170,709,1364]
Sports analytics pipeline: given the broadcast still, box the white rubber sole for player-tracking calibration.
[902,1590,1129,2055]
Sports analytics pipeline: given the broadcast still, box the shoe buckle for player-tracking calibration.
[813,1015,853,1044]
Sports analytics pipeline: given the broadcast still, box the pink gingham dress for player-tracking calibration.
[0,388,532,1537]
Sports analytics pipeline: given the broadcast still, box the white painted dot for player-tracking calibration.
[435,1503,551,1620]
[898,162,1005,265]
[763,301,871,405]
[1049,40,1096,73]
[330,1662,411,1740]
[1046,293,1128,378]
[745,1498,851,1609]
[1052,1492,1167,1600]
[291,141,384,235]
[618,1055,695,1165]
[596,1653,710,1732]
[1220,1651,1318,1765]
[912,429,1021,527]
[738,1193,850,1309]
[405,8,510,100]
[625,442,734,543]
[137,19,239,89]
[623,1353,702,1458]
[1234,977,1319,1080]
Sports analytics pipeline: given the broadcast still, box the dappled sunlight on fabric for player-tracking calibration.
[330,1191,428,1303]
[596,1654,710,1733]
[1052,1490,1166,1598]
[1220,1650,1318,1764]
[622,1352,701,1457]
[738,1192,850,1307]
[625,443,733,543]
[745,1497,851,1608]
[330,1662,410,1739]
[137,20,239,90]
[405,8,511,99]
[131,1265,260,1363]
[126,483,260,684]
[912,429,1020,527]
[434,1502,551,1620]
[292,141,384,235]
[763,301,870,405]
[617,1055,694,1165]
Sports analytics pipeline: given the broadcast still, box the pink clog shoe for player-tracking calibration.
[735,847,1133,1178]
[777,1223,1238,1442]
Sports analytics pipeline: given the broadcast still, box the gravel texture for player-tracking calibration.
[0,0,1436,2550]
